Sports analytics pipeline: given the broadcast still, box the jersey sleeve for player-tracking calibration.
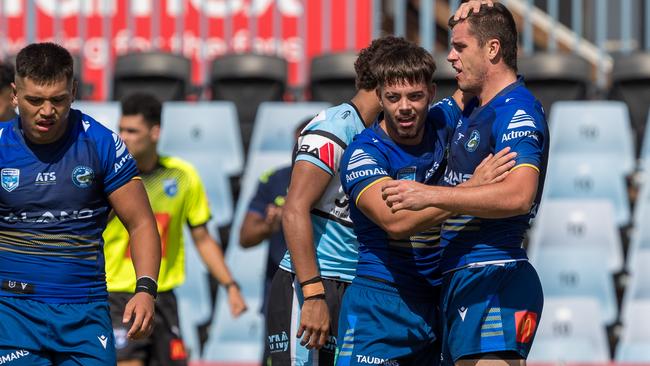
[494,106,547,172]
[294,130,347,176]
[340,141,390,206]
[183,164,212,228]
[248,168,276,215]
[429,97,462,131]
[91,120,139,195]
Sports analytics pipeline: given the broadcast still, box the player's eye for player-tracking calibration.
[386,95,400,103]
[409,93,424,101]
[25,97,44,106]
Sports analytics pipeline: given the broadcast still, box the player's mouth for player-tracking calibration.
[453,66,463,79]
[396,115,416,128]
[35,119,55,132]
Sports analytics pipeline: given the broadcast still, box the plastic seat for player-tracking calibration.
[627,174,650,264]
[518,52,592,114]
[309,51,357,104]
[527,297,610,362]
[433,52,458,103]
[529,199,623,273]
[159,101,244,177]
[616,300,650,362]
[210,53,288,152]
[532,247,617,325]
[113,52,191,102]
[639,108,650,169]
[543,154,630,226]
[610,52,650,155]
[248,102,330,158]
[202,153,291,363]
[620,251,650,323]
[549,101,635,176]
[72,101,121,132]
[175,227,216,360]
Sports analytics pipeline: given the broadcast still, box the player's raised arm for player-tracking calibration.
[108,179,161,340]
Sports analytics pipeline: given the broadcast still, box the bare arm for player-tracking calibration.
[239,205,282,248]
[191,225,247,317]
[281,160,331,349]
[108,179,161,340]
[359,178,450,239]
[386,166,539,219]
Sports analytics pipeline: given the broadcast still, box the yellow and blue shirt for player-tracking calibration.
[103,156,211,293]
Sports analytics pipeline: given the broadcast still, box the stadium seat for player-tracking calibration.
[543,153,631,227]
[210,53,288,152]
[202,153,291,363]
[248,101,330,159]
[433,52,458,103]
[527,297,610,362]
[308,51,357,104]
[176,228,217,360]
[616,300,650,362]
[159,101,244,177]
[518,52,592,114]
[548,101,635,176]
[610,52,650,156]
[620,251,650,323]
[113,52,192,102]
[72,101,121,132]
[528,199,623,273]
[531,247,618,325]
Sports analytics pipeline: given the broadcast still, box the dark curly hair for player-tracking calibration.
[355,35,412,91]
[0,62,14,90]
[372,41,436,89]
[15,42,74,85]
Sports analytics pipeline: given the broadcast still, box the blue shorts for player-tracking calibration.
[0,296,116,365]
[336,276,441,366]
[440,261,543,364]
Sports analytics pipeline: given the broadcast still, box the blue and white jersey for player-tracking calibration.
[340,120,448,293]
[0,109,138,303]
[433,77,549,272]
[279,103,365,282]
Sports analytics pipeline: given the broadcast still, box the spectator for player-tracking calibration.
[0,62,16,121]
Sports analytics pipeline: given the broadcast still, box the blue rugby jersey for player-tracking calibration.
[340,120,448,292]
[278,102,366,282]
[433,78,549,272]
[0,109,138,303]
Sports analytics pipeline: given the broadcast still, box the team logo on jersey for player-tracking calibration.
[35,172,57,185]
[164,178,178,197]
[72,166,95,188]
[397,166,416,181]
[347,149,376,170]
[465,130,480,152]
[1,168,20,192]
[318,142,336,170]
[112,133,127,157]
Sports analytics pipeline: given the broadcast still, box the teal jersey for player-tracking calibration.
[279,103,365,282]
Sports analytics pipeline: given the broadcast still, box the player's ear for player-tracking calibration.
[429,83,437,104]
[376,87,383,108]
[11,82,17,106]
[70,79,78,103]
[487,38,500,62]
[150,124,161,142]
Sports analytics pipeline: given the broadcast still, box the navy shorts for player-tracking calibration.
[440,261,543,364]
[335,276,441,366]
[0,296,116,365]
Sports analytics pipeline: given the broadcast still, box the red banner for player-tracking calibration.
[2,0,373,100]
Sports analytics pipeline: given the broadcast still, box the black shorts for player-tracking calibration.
[266,269,349,366]
[109,291,188,366]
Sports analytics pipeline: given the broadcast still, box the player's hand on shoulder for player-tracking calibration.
[297,298,330,349]
[454,0,494,21]
[381,180,433,212]
[227,285,248,318]
[123,292,155,340]
[466,147,517,187]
